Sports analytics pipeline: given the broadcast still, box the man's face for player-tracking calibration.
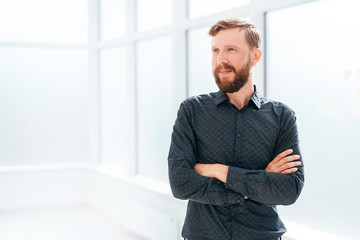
[211,28,253,93]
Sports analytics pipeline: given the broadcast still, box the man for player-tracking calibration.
[168,18,304,240]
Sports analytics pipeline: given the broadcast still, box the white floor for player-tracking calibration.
[0,204,149,240]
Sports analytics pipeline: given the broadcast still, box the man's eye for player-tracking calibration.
[212,49,219,53]
[228,48,236,51]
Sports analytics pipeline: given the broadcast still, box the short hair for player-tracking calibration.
[208,18,261,50]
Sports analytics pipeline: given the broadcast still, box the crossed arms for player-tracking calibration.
[168,103,304,206]
[195,149,301,185]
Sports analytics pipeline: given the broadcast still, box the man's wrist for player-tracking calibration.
[215,164,228,183]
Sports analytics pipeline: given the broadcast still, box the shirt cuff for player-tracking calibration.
[227,189,245,204]
[225,166,267,195]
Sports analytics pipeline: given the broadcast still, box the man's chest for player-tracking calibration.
[193,107,280,169]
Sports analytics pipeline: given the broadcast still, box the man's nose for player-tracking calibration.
[217,52,228,65]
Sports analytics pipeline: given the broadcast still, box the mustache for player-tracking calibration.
[214,64,236,74]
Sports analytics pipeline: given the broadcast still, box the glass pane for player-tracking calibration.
[100,0,126,41]
[136,36,172,182]
[188,26,218,96]
[100,46,135,171]
[137,0,172,32]
[0,0,88,43]
[0,47,88,166]
[266,1,360,239]
[189,0,250,19]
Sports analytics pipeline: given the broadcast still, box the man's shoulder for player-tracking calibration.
[260,96,296,117]
[260,96,291,108]
[182,92,218,106]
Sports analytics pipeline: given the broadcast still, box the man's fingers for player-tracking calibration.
[279,154,301,164]
[281,167,298,175]
[266,150,301,173]
[278,161,301,173]
[273,149,293,163]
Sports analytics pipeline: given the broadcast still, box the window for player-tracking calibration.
[0,0,88,166]
[136,36,173,182]
[100,0,126,41]
[100,46,135,171]
[266,0,360,238]
[0,47,88,166]
[0,0,88,43]
[187,26,217,96]
[136,0,172,32]
[188,0,250,19]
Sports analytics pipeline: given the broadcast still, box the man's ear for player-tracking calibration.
[252,48,262,66]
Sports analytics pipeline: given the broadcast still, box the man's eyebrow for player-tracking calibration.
[211,45,239,49]
[224,45,240,48]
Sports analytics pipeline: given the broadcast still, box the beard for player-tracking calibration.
[213,58,251,93]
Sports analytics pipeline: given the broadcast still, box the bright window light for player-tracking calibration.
[0,0,88,43]
[188,0,250,19]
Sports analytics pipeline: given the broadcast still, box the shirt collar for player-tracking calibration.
[214,85,262,110]
[214,91,228,106]
[251,85,262,110]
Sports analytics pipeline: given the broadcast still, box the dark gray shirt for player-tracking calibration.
[168,88,304,240]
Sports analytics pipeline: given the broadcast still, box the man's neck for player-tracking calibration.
[225,81,254,110]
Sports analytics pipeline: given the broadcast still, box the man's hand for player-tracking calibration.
[265,149,301,174]
[194,149,300,185]
[194,163,228,183]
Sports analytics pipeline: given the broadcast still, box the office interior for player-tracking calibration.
[0,0,359,239]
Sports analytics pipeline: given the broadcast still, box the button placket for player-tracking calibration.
[233,110,243,163]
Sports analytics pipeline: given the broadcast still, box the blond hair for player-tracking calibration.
[209,18,261,50]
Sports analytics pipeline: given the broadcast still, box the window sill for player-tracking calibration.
[85,164,173,198]
[0,163,87,173]
[0,163,178,202]
[284,220,349,240]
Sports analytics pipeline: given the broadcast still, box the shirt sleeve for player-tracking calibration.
[224,112,304,206]
[168,102,246,206]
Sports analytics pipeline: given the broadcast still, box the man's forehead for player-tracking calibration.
[211,28,246,46]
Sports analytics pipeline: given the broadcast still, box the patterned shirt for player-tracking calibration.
[168,87,304,240]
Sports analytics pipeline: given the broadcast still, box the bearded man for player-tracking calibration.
[168,18,304,240]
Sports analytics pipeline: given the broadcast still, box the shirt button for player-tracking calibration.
[228,183,233,188]
[237,199,242,203]
[236,133,240,138]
